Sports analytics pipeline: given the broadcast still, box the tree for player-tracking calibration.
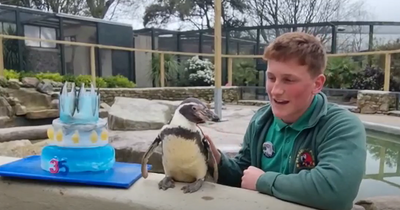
[142,0,248,30]
[244,0,371,47]
[1,0,117,18]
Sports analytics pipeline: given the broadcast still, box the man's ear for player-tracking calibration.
[313,74,326,94]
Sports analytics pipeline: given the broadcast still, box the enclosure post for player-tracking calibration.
[227,57,233,85]
[213,0,223,119]
[90,46,96,87]
[160,53,165,87]
[0,37,3,77]
[384,53,391,91]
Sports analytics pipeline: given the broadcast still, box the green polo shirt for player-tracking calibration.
[261,95,318,174]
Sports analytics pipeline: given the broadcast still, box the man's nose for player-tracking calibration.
[270,83,284,95]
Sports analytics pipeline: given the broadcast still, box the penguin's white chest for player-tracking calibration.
[162,135,208,182]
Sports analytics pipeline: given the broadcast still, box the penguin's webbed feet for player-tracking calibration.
[181,178,204,193]
[158,176,175,190]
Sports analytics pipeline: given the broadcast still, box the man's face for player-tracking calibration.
[266,59,325,123]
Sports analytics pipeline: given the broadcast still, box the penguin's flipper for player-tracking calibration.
[141,135,162,179]
[202,138,219,182]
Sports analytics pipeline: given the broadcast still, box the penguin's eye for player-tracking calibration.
[192,106,197,111]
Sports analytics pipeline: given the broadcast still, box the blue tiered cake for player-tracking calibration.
[41,82,115,173]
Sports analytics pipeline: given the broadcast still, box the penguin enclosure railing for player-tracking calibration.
[0,33,398,93]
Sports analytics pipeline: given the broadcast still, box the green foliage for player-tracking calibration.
[103,75,136,88]
[3,69,20,80]
[2,25,30,71]
[35,72,64,82]
[2,69,135,88]
[324,57,361,89]
[232,58,258,86]
[150,53,180,87]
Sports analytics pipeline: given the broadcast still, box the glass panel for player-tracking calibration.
[24,25,40,47]
[40,27,56,48]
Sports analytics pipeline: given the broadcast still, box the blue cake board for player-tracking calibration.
[0,155,152,189]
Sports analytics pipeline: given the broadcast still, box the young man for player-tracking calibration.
[206,32,367,210]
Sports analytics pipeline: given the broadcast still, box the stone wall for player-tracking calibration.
[99,86,240,106]
[356,90,397,114]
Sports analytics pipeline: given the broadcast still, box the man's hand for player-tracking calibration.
[241,166,264,191]
[204,134,221,165]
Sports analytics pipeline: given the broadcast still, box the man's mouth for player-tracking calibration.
[273,99,289,105]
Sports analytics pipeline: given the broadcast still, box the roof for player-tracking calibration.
[0,4,132,28]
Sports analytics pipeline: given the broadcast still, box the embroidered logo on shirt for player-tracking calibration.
[296,149,315,169]
[263,142,275,158]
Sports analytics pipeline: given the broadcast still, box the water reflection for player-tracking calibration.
[356,130,400,200]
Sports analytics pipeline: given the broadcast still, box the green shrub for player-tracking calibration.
[1,69,135,88]
[3,69,20,80]
[103,75,135,88]
[35,72,64,82]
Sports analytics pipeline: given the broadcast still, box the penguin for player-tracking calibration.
[141,97,219,193]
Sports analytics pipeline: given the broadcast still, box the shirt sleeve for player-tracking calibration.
[255,113,367,210]
[212,113,258,187]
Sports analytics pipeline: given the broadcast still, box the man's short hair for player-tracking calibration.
[263,32,327,77]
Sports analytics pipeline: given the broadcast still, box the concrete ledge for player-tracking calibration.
[362,121,400,136]
[0,156,314,210]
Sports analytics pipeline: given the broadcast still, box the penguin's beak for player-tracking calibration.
[197,105,219,122]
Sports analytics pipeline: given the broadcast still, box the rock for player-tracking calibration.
[0,97,13,117]
[0,116,12,127]
[36,79,53,95]
[99,109,108,118]
[0,139,47,158]
[25,109,58,119]
[111,130,164,173]
[0,87,8,97]
[13,104,27,116]
[357,90,396,114]
[108,97,172,131]
[0,77,7,87]
[21,77,39,88]
[100,102,111,111]
[0,125,51,142]
[7,80,20,89]
[354,195,400,210]
[50,92,59,100]
[51,99,59,109]
[7,88,52,110]
[5,97,19,106]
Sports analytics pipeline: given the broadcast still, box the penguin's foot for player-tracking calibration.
[158,176,175,190]
[181,178,204,193]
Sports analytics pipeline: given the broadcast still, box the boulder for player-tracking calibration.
[7,80,21,89]
[21,77,39,88]
[354,195,400,210]
[108,97,175,131]
[36,79,53,95]
[25,109,58,119]
[0,77,7,87]
[6,88,52,110]
[0,125,51,142]
[0,97,13,118]
[0,139,47,158]
[111,130,164,173]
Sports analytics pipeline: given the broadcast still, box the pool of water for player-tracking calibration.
[356,129,400,200]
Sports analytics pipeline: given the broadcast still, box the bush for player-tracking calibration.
[2,69,135,88]
[183,56,214,86]
[351,66,400,91]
